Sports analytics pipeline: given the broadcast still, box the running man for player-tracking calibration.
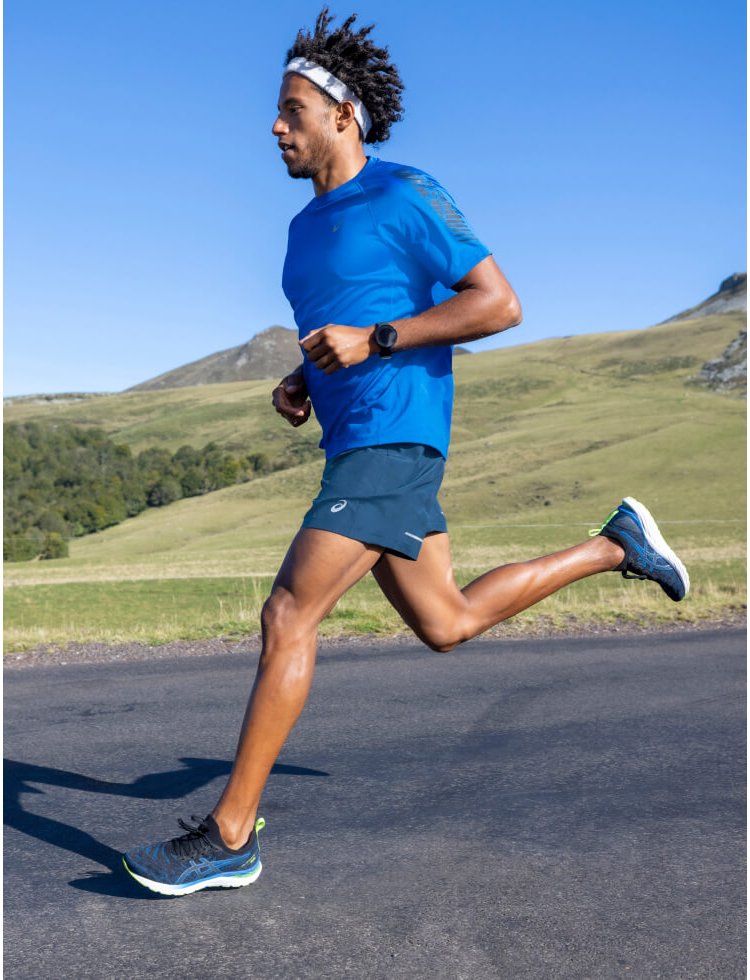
[123,9,689,896]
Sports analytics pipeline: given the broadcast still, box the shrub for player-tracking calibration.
[4,530,44,562]
[40,532,69,560]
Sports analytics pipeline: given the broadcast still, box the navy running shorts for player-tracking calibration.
[301,443,448,560]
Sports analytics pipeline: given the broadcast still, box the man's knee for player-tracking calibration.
[419,619,470,653]
[261,589,310,640]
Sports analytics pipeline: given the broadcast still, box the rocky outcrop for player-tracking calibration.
[692,329,747,396]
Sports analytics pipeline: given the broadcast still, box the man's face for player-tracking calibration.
[273,74,337,180]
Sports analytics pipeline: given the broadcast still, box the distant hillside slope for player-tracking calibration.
[128,325,301,391]
[663,272,746,322]
[5,311,744,457]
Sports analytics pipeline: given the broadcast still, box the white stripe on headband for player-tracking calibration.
[284,57,372,138]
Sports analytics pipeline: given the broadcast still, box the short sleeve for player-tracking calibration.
[373,167,491,289]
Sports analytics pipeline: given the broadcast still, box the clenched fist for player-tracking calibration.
[300,324,376,374]
[272,368,311,427]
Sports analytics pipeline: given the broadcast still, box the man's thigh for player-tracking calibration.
[271,527,384,623]
[371,532,466,636]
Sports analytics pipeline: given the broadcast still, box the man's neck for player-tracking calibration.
[312,147,368,197]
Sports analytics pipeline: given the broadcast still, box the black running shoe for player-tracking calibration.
[593,497,690,602]
[123,814,265,897]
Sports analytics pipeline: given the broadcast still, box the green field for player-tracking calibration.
[4,313,746,651]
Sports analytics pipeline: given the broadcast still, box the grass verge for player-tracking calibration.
[4,557,745,652]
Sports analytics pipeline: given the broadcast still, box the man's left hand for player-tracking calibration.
[301,325,376,374]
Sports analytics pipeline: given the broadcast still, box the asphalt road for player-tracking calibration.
[4,629,746,979]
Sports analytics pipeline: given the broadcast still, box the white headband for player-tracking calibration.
[284,57,372,138]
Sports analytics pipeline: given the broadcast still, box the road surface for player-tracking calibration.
[4,629,745,978]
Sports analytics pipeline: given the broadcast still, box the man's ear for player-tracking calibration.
[335,100,359,134]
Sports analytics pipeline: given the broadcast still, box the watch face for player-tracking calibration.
[376,323,397,349]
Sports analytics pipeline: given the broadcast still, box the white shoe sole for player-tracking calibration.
[623,496,690,598]
[123,858,262,896]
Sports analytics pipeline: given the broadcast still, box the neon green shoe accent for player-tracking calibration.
[589,508,619,537]
[255,817,266,834]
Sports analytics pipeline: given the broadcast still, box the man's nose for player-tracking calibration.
[272,116,286,136]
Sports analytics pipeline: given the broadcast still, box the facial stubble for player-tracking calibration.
[285,115,336,180]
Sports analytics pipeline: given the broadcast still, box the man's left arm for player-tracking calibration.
[300,256,522,374]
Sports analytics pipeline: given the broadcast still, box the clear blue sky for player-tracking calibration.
[5,0,746,396]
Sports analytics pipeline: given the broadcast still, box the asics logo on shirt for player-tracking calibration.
[330,500,347,513]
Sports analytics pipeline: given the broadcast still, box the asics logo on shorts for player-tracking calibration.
[330,500,348,513]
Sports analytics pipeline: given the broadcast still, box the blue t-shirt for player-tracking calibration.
[282,157,491,459]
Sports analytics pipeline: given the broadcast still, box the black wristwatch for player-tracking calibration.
[373,322,398,358]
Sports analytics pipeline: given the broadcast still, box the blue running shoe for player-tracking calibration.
[593,497,690,602]
[123,814,265,897]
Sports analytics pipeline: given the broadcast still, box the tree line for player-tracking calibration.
[3,421,286,562]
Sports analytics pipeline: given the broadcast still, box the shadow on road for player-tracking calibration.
[4,756,328,900]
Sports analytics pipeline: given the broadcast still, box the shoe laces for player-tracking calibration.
[168,816,217,859]
[588,508,619,537]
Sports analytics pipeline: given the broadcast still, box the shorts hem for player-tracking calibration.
[301,517,446,561]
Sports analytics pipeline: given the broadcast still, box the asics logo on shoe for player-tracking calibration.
[122,814,266,896]
[330,500,347,513]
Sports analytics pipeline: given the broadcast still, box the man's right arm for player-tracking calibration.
[272,364,311,427]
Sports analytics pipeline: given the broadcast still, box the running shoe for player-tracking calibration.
[592,496,690,602]
[123,814,265,897]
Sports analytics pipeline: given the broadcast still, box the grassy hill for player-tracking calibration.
[4,370,323,466]
[4,313,746,651]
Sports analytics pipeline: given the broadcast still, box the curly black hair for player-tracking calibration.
[285,8,404,145]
